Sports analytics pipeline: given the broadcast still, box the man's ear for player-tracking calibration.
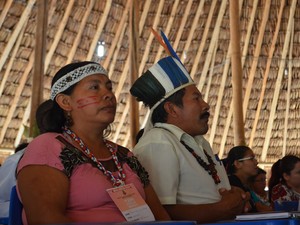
[55,94,72,111]
[164,101,178,118]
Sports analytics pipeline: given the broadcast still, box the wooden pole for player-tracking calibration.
[129,0,140,147]
[30,0,48,137]
[229,0,245,145]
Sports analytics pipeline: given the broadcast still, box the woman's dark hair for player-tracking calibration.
[152,88,185,124]
[39,61,112,135]
[225,145,252,175]
[268,155,300,200]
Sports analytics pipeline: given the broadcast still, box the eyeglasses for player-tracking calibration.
[238,156,256,162]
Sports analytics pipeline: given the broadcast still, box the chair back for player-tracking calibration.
[8,186,23,225]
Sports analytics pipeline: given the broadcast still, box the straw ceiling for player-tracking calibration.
[0,0,300,166]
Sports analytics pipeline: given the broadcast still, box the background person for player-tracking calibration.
[248,167,272,211]
[17,61,170,225]
[269,155,300,204]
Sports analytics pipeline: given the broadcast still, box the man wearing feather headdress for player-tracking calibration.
[130,30,250,223]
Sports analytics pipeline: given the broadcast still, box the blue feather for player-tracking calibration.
[160,31,181,63]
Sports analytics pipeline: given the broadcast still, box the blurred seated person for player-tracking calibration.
[249,167,272,211]
[17,61,170,225]
[0,100,53,219]
[225,145,270,212]
[0,143,28,218]
[269,155,300,204]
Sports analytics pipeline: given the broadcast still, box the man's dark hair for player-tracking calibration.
[152,88,185,124]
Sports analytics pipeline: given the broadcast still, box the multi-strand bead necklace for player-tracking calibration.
[63,126,125,187]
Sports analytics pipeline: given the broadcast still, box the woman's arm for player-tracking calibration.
[17,165,72,225]
[144,184,171,221]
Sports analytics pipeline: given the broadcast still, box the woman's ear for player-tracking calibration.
[233,160,241,169]
[282,173,290,182]
[55,94,72,111]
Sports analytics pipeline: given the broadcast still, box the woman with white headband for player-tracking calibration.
[17,61,170,225]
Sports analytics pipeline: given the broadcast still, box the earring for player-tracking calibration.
[65,111,73,127]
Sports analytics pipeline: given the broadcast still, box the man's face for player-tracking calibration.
[171,85,210,136]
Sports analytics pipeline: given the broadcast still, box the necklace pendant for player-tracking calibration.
[114,179,125,187]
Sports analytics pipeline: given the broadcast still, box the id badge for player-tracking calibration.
[107,183,155,222]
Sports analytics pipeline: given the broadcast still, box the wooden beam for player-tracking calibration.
[0,26,25,97]
[180,0,205,64]
[190,0,217,80]
[196,0,227,92]
[242,0,271,118]
[137,0,165,75]
[0,0,13,28]
[283,21,294,157]
[103,0,130,69]
[30,0,48,137]
[112,0,152,142]
[66,0,95,64]
[230,0,245,145]
[261,0,297,161]
[219,0,256,157]
[129,0,139,146]
[172,0,193,51]
[0,54,34,143]
[44,0,75,69]
[249,0,284,148]
[115,0,165,145]
[0,0,35,75]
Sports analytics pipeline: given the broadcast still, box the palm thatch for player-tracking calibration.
[0,0,300,168]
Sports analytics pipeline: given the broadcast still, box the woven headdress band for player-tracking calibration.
[50,63,108,100]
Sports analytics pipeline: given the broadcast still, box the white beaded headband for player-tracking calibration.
[50,63,108,100]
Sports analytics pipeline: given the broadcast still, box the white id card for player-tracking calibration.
[107,183,155,222]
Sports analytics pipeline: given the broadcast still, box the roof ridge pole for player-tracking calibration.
[229,0,245,145]
[129,0,139,147]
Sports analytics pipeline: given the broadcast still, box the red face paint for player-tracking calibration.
[77,96,100,109]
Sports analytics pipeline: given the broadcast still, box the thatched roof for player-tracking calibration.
[0,0,300,166]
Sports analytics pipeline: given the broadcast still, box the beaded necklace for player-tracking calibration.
[181,140,221,184]
[63,126,125,187]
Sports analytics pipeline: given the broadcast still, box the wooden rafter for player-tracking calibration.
[103,0,130,69]
[0,54,34,143]
[218,0,246,158]
[154,0,180,62]
[44,0,75,69]
[66,0,95,64]
[14,0,58,147]
[249,0,285,148]
[196,0,227,92]
[242,0,271,117]
[261,0,297,161]
[230,0,245,145]
[180,0,205,64]
[172,0,193,51]
[190,0,217,80]
[0,25,25,97]
[30,0,48,136]
[283,20,294,157]
[0,0,35,76]
[129,0,139,146]
[0,0,13,28]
